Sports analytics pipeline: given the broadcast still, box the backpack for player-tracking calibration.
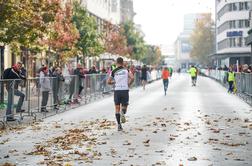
[2,68,11,79]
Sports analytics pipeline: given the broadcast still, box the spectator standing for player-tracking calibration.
[3,62,25,121]
[223,65,228,71]
[227,67,235,93]
[74,64,85,97]
[40,67,51,112]
[89,66,97,74]
[141,65,148,90]
[20,65,27,91]
[52,67,64,110]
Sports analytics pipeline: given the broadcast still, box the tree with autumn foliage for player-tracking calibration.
[141,45,162,66]
[189,14,214,65]
[72,2,104,64]
[0,0,60,49]
[42,1,79,62]
[121,21,147,61]
[103,22,129,56]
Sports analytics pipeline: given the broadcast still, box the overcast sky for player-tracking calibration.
[133,0,215,47]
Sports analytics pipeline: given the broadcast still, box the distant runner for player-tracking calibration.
[188,65,197,86]
[141,65,148,90]
[162,67,170,96]
[168,67,173,78]
[107,57,134,131]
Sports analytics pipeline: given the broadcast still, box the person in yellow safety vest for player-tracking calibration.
[111,64,116,71]
[227,67,235,93]
[188,65,197,86]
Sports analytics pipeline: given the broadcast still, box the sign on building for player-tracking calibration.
[226,31,243,37]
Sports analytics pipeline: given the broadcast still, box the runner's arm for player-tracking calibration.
[128,72,134,86]
[107,76,115,85]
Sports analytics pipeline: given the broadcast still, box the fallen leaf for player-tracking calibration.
[155,150,165,153]
[234,158,245,161]
[4,155,9,158]
[213,148,221,151]
[97,141,107,145]
[0,138,9,145]
[244,118,250,123]
[226,152,233,156]
[161,124,166,127]
[169,137,175,141]
[188,157,197,161]
[123,141,131,146]
[8,149,18,153]
[143,139,150,144]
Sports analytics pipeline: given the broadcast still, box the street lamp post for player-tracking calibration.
[0,46,4,103]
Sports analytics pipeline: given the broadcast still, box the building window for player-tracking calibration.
[233,3,238,11]
[218,19,250,34]
[245,2,249,10]
[218,1,251,19]
[218,37,246,50]
[239,2,244,10]
[237,37,242,47]
[239,20,243,28]
[245,20,250,27]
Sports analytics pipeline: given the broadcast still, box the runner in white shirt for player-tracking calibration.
[107,57,134,131]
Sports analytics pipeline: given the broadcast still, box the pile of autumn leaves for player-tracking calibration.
[27,120,115,166]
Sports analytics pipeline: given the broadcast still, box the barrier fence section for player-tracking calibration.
[200,69,252,105]
[0,70,161,127]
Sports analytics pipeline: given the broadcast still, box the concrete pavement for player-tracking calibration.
[0,74,251,166]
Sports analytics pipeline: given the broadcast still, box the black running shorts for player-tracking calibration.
[114,90,129,106]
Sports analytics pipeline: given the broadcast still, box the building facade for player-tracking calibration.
[81,0,120,24]
[245,8,252,65]
[120,0,135,23]
[79,0,121,69]
[215,0,252,67]
[175,13,206,69]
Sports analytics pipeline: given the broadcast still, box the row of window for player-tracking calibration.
[218,19,250,34]
[217,1,251,19]
[218,37,247,50]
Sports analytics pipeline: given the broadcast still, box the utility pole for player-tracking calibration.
[0,46,4,103]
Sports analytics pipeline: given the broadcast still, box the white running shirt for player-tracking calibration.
[111,66,129,91]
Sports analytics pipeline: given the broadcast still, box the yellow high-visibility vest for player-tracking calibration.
[228,72,235,81]
[189,67,197,77]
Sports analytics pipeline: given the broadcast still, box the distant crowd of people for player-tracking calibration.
[1,61,160,121]
[213,64,252,73]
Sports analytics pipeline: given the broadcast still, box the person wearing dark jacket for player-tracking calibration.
[88,66,97,74]
[74,64,85,97]
[3,62,25,121]
[52,68,65,110]
[141,65,148,90]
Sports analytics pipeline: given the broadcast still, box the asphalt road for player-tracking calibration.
[0,74,252,166]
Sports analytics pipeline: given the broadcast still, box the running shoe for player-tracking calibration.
[118,124,123,131]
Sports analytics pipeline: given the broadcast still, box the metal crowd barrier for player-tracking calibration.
[200,69,252,105]
[0,70,161,127]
